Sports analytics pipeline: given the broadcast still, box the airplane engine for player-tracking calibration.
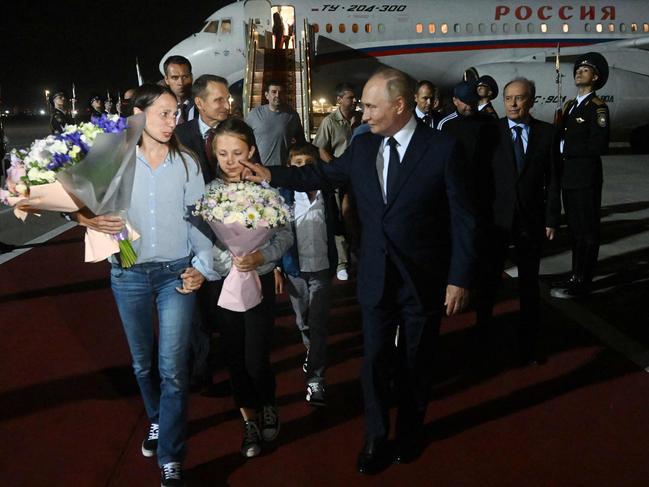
[469,60,649,141]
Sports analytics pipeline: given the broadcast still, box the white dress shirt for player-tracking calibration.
[294,191,329,272]
[377,115,418,203]
[507,118,529,153]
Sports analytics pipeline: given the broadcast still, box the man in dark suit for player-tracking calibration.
[49,90,72,134]
[242,68,476,473]
[476,77,561,364]
[175,74,231,391]
[175,74,231,184]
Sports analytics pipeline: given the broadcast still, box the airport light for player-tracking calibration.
[39,109,46,115]
[318,97,326,113]
[45,89,50,114]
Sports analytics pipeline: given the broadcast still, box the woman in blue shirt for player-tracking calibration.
[80,83,217,487]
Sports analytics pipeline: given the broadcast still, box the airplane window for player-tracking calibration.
[454,23,460,33]
[644,23,649,33]
[515,23,522,33]
[416,23,423,34]
[527,23,534,33]
[563,23,569,33]
[491,23,497,33]
[478,23,485,33]
[378,23,385,33]
[339,23,346,33]
[428,23,436,34]
[203,21,219,33]
[503,23,510,33]
[541,23,548,33]
[620,23,627,32]
[596,23,603,33]
[220,19,231,34]
[326,23,332,33]
[365,23,372,33]
[608,23,615,32]
[441,23,448,34]
[352,23,359,33]
[585,23,591,32]
[466,23,473,33]
[313,23,319,33]
[630,23,637,32]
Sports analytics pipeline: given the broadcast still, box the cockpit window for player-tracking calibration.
[221,18,232,34]
[203,21,219,33]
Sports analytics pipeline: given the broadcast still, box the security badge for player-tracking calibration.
[597,109,608,128]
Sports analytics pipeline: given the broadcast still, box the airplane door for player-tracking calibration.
[244,0,272,33]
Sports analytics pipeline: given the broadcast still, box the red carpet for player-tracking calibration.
[1,227,649,486]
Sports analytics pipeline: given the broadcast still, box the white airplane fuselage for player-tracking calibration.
[161,0,649,138]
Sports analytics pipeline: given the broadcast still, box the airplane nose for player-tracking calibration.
[159,35,216,78]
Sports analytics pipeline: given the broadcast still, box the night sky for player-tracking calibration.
[0,0,233,111]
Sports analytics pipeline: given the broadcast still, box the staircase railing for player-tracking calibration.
[242,21,258,116]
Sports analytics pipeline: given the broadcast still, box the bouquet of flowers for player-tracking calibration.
[0,113,145,266]
[194,180,291,311]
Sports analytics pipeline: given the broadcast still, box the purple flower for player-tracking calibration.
[60,132,90,155]
[47,152,72,170]
[91,114,128,133]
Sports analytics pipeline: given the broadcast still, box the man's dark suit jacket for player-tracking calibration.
[270,122,476,312]
[175,118,215,183]
[487,117,561,237]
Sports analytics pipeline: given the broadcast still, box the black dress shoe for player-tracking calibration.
[550,281,591,299]
[550,275,577,289]
[394,437,422,464]
[357,440,389,474]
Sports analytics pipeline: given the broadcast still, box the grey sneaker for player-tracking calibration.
[260,405,280,442]
[306,382,326,407]
[160,461,185,487]
[142,423,159,457]
[241,420,261,458]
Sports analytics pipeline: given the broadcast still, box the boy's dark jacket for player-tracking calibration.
[280,188,338,277]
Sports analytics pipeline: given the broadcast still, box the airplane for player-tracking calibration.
[160,0,649,146]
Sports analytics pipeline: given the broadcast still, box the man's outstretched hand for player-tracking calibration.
[239,160,271,184]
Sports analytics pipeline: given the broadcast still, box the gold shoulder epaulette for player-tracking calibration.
[562,99,573,111]
[591,96,604,106]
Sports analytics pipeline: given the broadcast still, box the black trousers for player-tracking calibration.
[562,185,602,285]
[476,225,542,354]
[361,258,442,442]
[218,272,277,410]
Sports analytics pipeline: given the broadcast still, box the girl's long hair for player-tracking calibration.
[131,83,199,179]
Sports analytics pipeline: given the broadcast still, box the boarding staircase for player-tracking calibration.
[242,20,314,139]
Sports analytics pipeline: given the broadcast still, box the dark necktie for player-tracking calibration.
[386,136,400,198]
[204,127,217,177]
[422,114,431,127]
[178,103,187,124]
[513,125,525,174]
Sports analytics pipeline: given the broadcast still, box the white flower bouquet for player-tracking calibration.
[1,113,145,266]
[194,180,291,311]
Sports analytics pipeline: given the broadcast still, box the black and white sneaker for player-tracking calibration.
[260,405,280,442]
[241,420,262,458]
[306,382,326,407]
[142,423,159,457]
[160,461,185,487]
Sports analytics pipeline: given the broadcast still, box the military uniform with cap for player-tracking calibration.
[88,94,104,121]
[49,90,72,134]
[553,52,610,298]
[477,75,499,119]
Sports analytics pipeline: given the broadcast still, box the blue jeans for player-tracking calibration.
[110,256,195,466]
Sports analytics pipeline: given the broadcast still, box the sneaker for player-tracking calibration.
[336,269,349,281]
[260,404,280,442]
[160,461,185,487]
[241,420,262,458]
[306,382,326,407]
[142,423,159,457]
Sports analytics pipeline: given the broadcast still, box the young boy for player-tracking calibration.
[277,143,338,406]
